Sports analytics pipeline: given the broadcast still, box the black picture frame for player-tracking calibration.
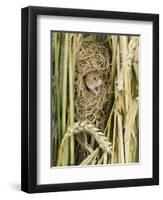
[21,6,159,193]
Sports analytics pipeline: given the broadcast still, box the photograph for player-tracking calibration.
[21,6,159,193]
[51,31,139,167]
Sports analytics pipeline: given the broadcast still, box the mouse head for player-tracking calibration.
[84,71,103,95]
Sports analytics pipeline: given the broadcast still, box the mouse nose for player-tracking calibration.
[95,87,98,91]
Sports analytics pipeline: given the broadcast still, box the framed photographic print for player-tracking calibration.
[21,6,159,193]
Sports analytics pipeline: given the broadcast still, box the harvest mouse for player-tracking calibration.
[84,71,103,95]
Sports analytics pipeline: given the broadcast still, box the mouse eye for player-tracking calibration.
[93,77,96,80]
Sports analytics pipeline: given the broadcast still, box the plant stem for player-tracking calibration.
[117,112,125,163]
[111,113,117,164]
[124,99,138,163]
[62,33,69,166]
[80,148,99,165]
[69,34,75,165]
[110,35,118,90]
[54,33,61,144]
[120,36,130,112]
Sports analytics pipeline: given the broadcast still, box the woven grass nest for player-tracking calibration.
[75,41,112,130]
